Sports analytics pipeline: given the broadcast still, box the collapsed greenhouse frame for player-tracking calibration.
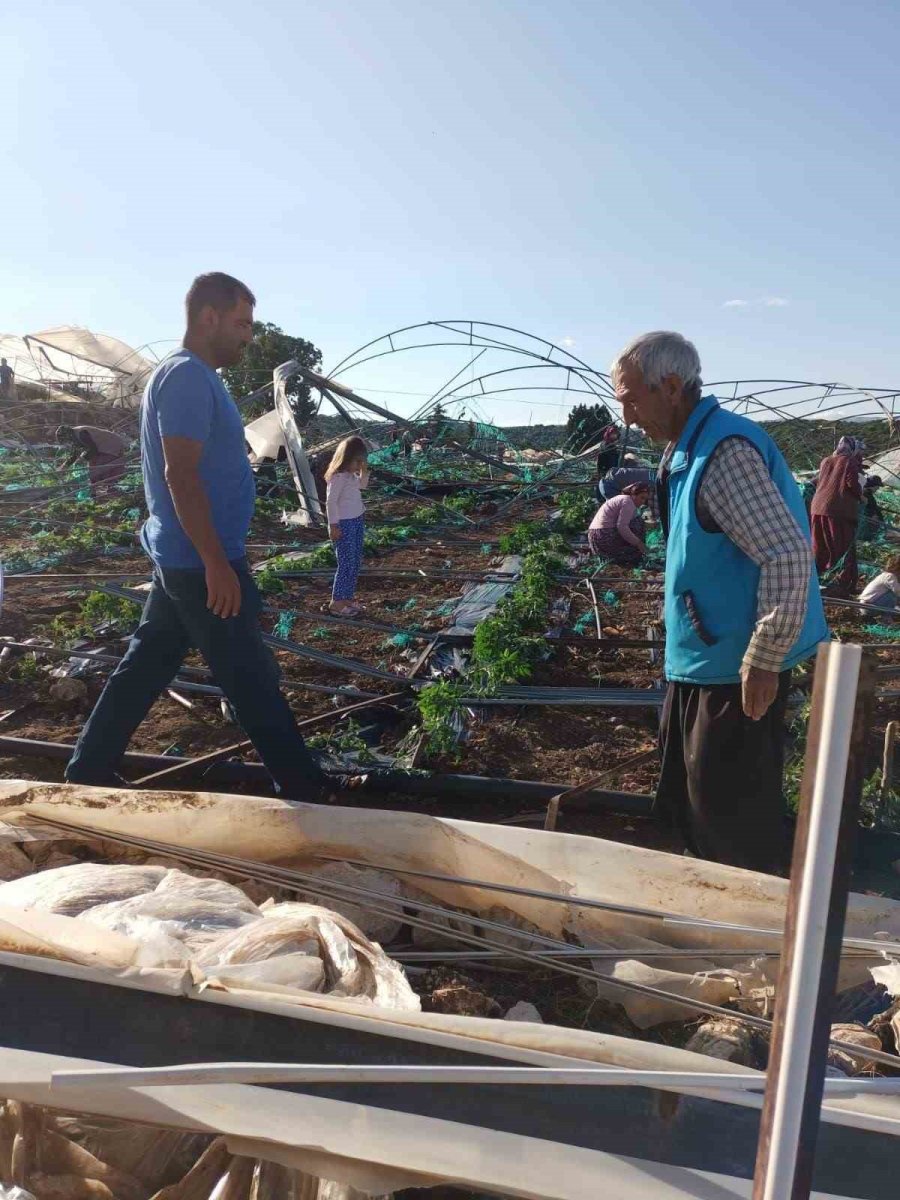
[1,319,900,1198]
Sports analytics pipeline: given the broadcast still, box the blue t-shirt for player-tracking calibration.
[140,349,255,568]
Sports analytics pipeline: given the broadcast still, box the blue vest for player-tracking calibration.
[661,396,829,685]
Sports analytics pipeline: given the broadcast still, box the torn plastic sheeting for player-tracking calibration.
[442,555,522,635]
[0,858,419,1012]
[244,408,285,460]
[4,782,900,1030]
[273,363,324,526]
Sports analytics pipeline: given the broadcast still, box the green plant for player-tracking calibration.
[471,529,566,687]
[7,656,41,683]
[555,489,596,534]
[256,566,286,594]
[221,321,321,422]
[416,680,471,758]
[307,719,375,763]
[44,591,141,648]
[860,769,900,830]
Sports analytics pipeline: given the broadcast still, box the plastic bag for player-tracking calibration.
[84,893,259,954]
[0,864,165,917]
[290,862,403,945]
[262,902,419,1010]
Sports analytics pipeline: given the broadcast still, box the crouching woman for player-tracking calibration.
[587,482,650,565]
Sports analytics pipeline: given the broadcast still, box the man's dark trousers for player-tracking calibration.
[654,671,792,875]
[65,558,326,799]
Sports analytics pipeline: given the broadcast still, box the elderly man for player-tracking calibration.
[612,332,828,874]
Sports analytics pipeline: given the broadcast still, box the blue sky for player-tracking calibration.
[3,0,899,423]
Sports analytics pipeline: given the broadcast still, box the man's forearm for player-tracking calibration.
[166,470,229,566]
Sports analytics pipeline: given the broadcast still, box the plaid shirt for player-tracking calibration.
[661,436,814,675]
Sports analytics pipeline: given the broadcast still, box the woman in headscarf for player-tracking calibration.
[809,436,864,595]
[595,425,621,478]
[587,481,650,565]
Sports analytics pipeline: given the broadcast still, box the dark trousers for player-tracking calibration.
[65,559,326,800]
[655,671,792,875]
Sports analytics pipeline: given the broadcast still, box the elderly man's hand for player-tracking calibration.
[741,665,780,721]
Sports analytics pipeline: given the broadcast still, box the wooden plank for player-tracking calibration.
[751,647,876,1200]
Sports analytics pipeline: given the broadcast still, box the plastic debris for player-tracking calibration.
[504,1001,543,1023]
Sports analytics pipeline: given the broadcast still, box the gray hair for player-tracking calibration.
[611,331,702,391]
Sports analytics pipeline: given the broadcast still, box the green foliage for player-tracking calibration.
[416,680,470,758]
[45,590,141,647]
[221,321,321,423]
[443,491,481,515]
[307,719,376,763]
[256,566,286,594]
[861,769,900,830]
[471,533,566,688]
[555,488,596,534]
[498,522,546,555]
[564,402,614,453]
[79,591,141,629]
[7,656,41,683]
[410,505,443,526]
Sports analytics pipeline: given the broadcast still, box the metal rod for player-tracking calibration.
[25,813,900,1070]
[392,948,878,963]
[315,852,900,956]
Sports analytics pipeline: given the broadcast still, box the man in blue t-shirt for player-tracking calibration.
[66,273,351,802]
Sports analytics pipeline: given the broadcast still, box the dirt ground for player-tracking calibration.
[2,480,899,876]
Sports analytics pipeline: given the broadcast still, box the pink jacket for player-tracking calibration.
[326,469,368,525]
[589,494,644,549]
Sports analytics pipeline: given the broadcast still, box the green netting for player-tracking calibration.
[863,623,900,640]
[573,612,593,634]
[274,610,297,639]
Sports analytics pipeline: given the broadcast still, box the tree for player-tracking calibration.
[564,402,614,453]
[222,322,322,424]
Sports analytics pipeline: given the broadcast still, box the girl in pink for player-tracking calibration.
[325,436,370,615]
[587,482,650,565]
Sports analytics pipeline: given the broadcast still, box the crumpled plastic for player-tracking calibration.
[0,863,419,1010]
[197,901,419,1010]
[0,864,167,917]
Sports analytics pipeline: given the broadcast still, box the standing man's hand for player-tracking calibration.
[741,665,780,721]
[205,558,242,618]
[329,524,342,542]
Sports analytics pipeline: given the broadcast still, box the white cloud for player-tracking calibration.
[723,296,790,309]
[561,336,576,347]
